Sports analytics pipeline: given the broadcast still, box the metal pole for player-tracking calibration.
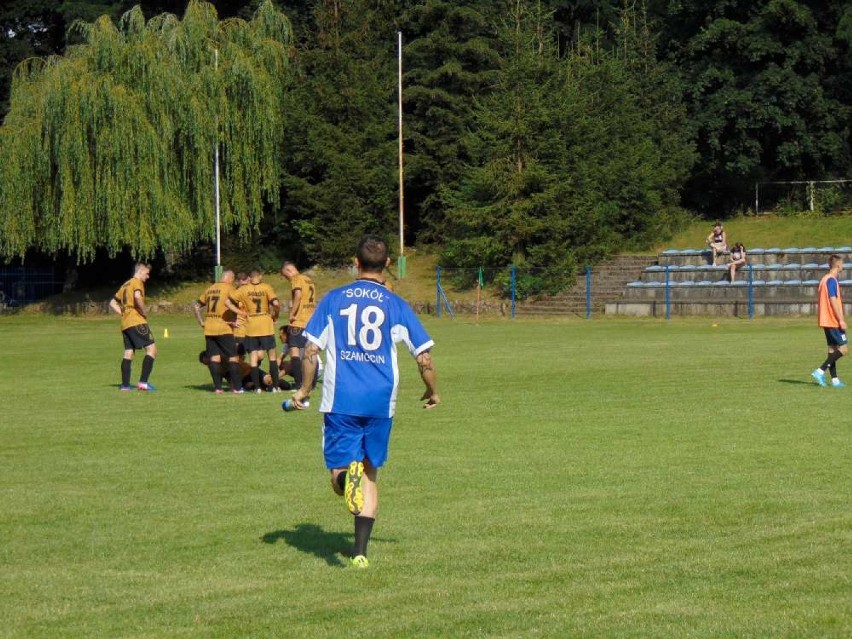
[397,31,405,264]
[748,264,754,320]
[436,266,441,318]
[755,182,759,215]
[665,264,671,320]
[214,48,221,281]
[511,265,516,319]
[585,265,592,319]
[476,266,482,323]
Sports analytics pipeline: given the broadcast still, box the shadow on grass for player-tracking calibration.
[261,523,398,568]
[777,379,817,386]
[262,524,352,567]
[183,384,215,392]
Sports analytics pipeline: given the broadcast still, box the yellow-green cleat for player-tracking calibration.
[350,554,369,568]
[344,461,365,515]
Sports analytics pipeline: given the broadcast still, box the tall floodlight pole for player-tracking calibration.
[214,48,222,281]
[397,30,406,278]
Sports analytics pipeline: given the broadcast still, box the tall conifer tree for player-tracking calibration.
[277,0,399,265]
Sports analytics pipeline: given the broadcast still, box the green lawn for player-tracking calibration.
[658,213,852,251]
[1,315,850,638]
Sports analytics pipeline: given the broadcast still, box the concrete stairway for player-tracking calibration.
[606,247,852,317]
[515,255,658,316]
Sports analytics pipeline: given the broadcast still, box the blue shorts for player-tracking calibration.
[322,413,393,469]
[824,328,848,348]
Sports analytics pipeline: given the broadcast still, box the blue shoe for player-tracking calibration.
[119,385,132,392]
[811,369,828,387]
[137,382,156,392]
[832,378,846,388]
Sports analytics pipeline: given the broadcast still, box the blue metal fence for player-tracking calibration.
[0,267,63,307]
[434,265,587,319]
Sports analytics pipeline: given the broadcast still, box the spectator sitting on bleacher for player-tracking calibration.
[706,223,728,265]
[728,243,747,282]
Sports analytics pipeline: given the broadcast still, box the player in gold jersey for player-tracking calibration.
[281,261,318,390]
[193,270,246,393]
[229,269,282,392]
[108,262,157,391]
[233,272,250,358]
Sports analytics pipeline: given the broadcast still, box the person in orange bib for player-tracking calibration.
[811,255,848,388]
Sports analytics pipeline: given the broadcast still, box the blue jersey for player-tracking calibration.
[304,279,434,418]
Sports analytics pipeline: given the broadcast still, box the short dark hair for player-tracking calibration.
[357,235,388,273]
[829,254,843,269]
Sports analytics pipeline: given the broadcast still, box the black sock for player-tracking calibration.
[829,363,837,378]
[228,362,242,390]
[291,357,302,388]
[270,361,280,387]
[821,351,843,371]
[140,355,154,383]
[121,359,132,386]
[336,472,346,492]
[209,361,223,390]
[251,366,260,390]
[353,516,375,558]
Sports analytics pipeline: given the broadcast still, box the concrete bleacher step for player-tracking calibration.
[659,247,852,267]
[516,255,657,316]
[607,246,852,317]
[606,299,821,317]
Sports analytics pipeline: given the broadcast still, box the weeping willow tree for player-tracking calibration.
[0,0,292,262]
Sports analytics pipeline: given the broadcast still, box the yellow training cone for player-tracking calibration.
[163,328,170,338]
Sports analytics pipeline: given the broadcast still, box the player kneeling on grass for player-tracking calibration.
[290,235,440,568]
[199,351,272,392]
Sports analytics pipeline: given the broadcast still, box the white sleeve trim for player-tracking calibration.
[413,340,434,357]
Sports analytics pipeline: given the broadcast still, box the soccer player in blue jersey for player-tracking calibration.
[292,235,439,568]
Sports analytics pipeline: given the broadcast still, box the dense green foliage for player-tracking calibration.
[273,0,399,265]
[397,1,501,242]
[0,0,851,281]
[0,0,291,262]
[657,0,852,211]
[441,2,694,294]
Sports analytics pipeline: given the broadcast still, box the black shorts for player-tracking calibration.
[235,337,246,357]
[122,324,154,350]
[824,328,848,348]
[287,326,307,349]
[245,335,276,352]
[206,334,237,359]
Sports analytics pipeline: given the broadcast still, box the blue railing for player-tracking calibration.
[0,267,63,307]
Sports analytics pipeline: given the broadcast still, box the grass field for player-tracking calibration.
[658,213,852,252]
[1,315,850,638]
